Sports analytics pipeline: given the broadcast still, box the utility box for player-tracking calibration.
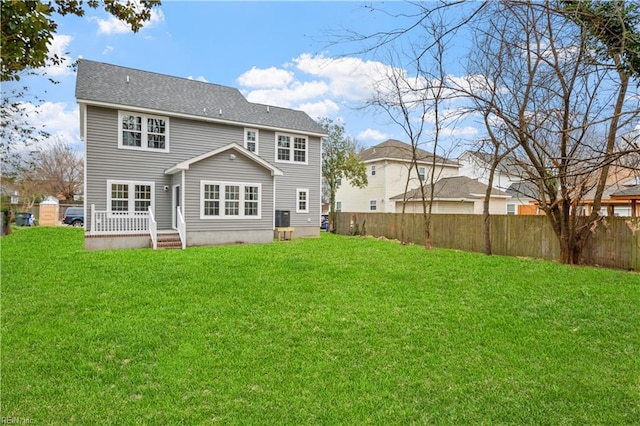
[275,210,290,227]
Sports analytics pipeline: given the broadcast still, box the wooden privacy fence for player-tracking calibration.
[334,212,640,270]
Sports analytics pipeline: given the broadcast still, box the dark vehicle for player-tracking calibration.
[321,215,329,231]
[62,207,84,227]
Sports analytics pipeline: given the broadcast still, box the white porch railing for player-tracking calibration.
[149,206,157,250]
[90,204,150,235]
[176,206,186,249]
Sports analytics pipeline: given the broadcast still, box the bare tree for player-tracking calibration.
[460,1,640,264]
[366,21,455,249]
[29,139,83,201]
[337,0,639,263]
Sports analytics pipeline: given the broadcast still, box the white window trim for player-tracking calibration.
[275,132,309,165]
[371,165,377,176]
[336,201,342,212]
[244,128,259,154]
[106,180,155,214]
[118,110,170,153]
[418,166,426,181]
[507,203,516,215]
[296,188,309,213]
[370,199,377,211]
[200,180,262,219]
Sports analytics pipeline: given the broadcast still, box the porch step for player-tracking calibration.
[153,232,183,249]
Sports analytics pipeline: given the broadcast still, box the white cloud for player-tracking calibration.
[293,53,391,101]
[102,45,114,55]
[94,15,130,35]
[43,34,73,77]
[297,99,340,120]
[245,81,329,108]
[187,75,208,82]
[237,53,396,122]
[8,102,82,153]
[357,128,389,142]
[94,3,165,35]
[427,125,479,139]
[237,67,294,89]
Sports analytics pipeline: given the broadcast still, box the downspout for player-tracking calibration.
[81,103,88,232]
[273,174,277,230]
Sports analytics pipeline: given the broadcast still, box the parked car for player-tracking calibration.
[321,215,329,231]
[62,207,84,227]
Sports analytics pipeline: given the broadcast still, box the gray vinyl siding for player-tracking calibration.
[257,130,323,226]
[184,152,274,232]
[85,105,320,232]
[280,137,322,227]
[85,106,173,230]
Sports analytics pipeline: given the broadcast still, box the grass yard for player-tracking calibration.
[1,227,639,424]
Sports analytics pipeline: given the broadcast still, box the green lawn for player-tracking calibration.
[2,227,639,424]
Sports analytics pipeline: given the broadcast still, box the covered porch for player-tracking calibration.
[87,205,185,250]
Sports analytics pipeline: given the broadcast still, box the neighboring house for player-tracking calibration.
[609,184,640,217]
[580,175,640,217]
[336,139,459,213]
[458,151,524,190]
[0,180,20,205]
[76,60,326,250]
[457,151,537,215]
[505,181,543,215]
[390,176,510,214]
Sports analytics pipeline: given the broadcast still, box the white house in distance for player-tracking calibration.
[336,139,459,213]
[457,151,539,215]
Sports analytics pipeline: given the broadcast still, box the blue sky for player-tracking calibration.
[5,1,481,156]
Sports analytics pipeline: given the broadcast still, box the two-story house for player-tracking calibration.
[76,60,325,250]
[335,139,459,213]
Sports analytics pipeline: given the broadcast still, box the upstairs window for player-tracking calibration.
[418,166,426,181]
[119,111,169,152]
[371,165,377,176]
[245,128,258,153]
[276,133,308,164]
[370,200,377,211]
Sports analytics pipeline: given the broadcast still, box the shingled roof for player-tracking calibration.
[75,59,325,135]
[390,176,508,200]
[359,139,458,166]
[611,185,640,197]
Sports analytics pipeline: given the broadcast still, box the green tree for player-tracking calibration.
[320,118,367,232]
[560,0,640,80]
[1,0,161,174]
[1,0,161,81]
